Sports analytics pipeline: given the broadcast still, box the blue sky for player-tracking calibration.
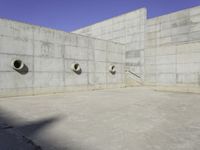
[0,0,200,32]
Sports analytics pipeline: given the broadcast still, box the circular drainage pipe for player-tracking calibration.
[11,59,24,71]
[109,65,116,74]
[71,63,81,73]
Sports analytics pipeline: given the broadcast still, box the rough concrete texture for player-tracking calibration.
[0,87,200,150]
[0,122,42,150]
[73,6,200,93]
[73,8,146,82]
[0,6,200,97]
[0,18,125,97]
[145,6,200,92]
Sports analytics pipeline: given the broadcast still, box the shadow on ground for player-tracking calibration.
[0,107,68,150]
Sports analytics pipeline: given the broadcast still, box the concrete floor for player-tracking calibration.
[0,87,200,150]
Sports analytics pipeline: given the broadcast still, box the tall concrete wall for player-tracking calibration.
[0,18,125,97]
[145,6,200,92]
[73,8,146,84]
[0,6,200,96]
[74,6,200,93]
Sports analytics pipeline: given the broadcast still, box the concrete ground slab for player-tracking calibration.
[0,87,200,150]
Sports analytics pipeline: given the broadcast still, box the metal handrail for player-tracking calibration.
[126,70,141,79]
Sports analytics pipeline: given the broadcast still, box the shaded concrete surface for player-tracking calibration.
[0,110,61,150]
[0,120,42,150]
[0,87,200,150]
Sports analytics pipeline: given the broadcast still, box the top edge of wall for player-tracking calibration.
[0,17,126,45]
[147,5,200,22]
[72,7,147,32]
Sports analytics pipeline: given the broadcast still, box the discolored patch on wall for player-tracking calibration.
[125,50,141,59]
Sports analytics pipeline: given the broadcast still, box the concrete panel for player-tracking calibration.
[156,55,176,64]
[34,72,64,88]
[65,72,88,86]
[0,72,33,89]
[34,41,64,58]
[156,46,176,56]
[88,38,95,49]
[158,37,172,46]
[88,61,95,73]
[107,73,123,84]
[107,42,123,54]
[0,36,33,55]
[177,63,200,73]
[33,27,57,43]
[95,72,107,84]
[94,39,107,50]
[77,36,89,48]
[156,64,176,74]
[145,48,156,57]
[69,34,78,46]
[190,6,200,16]
[125,50,141,59]
[176,42,200,54]
[95,62,106,73]
[146,24,160,33]
[145,57,156,65]
[88,72,95,85]
[177,53,200,63]
[171,25,190,35]
[156,73,176,84]
[95,50,106,62]
[177,73,199,84]
[145,65,156,74]
[107,52,123,63]
[190,23,200,32]
[145,73,156,83]
[65,46,88,60]
[188,31,200,41]
[0,19,33,39]
[190,14,200,23]
[34,57,64,72]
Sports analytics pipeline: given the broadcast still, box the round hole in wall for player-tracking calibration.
[74,64,80,71]
[11,59,24,70]
[71,63,81,74]
[111,66,115,70]
[109,65,116,74]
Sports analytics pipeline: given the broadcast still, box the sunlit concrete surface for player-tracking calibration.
[0,87,200,150]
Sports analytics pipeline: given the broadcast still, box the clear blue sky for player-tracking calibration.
[0,0,200,32]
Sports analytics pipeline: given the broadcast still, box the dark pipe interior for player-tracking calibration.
[74,64,79,70]
[112,66,115,70]
[13,60,22,69]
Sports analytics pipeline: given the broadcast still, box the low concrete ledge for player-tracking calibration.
[150,85,200,94]
[0,84,126,98]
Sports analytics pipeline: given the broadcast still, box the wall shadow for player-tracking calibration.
[15,64,29,75]
[0,108,71,150]
[74,68,82,75]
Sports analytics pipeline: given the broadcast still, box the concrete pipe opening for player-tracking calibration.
[109,65,116,74]
[71,63,81,73]
[11,59,24,71]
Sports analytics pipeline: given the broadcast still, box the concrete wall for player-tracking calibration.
[145,6,200,92]
[0,18,125,97]
[0,6,200,96]
[74,6,200,92]
[73,8,146,83]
